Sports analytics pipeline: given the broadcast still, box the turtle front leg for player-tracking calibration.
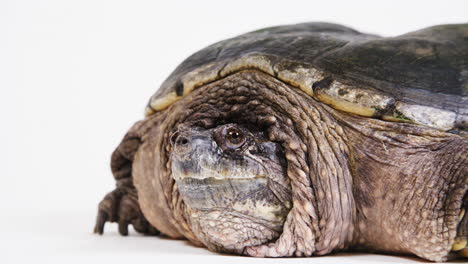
[94,121,160,236]
[94,178,159,236]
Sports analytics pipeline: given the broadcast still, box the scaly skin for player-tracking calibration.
[96,70,467,261]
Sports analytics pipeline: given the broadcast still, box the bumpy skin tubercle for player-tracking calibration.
[95,23,467,262]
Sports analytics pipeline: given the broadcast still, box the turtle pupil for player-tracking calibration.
[230,131,240,139]
[226,127,245,147]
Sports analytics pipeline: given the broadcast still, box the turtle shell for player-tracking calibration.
[146,22,467,134]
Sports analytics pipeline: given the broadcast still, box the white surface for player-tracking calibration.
[4,210,424,264]
[1,1,467,263]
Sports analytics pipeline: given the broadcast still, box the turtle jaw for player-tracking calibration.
[174,177,289,224]
[170,124,291,252]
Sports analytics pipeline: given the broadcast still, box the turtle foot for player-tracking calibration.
[94,182,160,236]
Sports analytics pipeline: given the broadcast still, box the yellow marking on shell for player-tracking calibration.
[314,80,394,118]
[149,92,180,112]
[145,54,460,133]
[460,248,468,257]
[220,53,275,77]
[145,106,155,116]
[452,238,467,251]
[382,115,411,123]
[146,62,225,114]
[181,61,225,96]
[315,93,375,117]
[275,64,324,96]
[392,102,456,131]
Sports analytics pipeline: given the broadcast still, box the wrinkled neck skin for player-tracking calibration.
[132,70,467,261]
[344,112,466,261]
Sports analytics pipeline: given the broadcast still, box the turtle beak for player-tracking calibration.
[171,131,218,179]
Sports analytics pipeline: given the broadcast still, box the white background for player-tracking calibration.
[1,1,467,263]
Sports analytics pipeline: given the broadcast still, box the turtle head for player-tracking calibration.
[170,123,292,252]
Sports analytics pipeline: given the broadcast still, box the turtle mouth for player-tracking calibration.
[176,177,290,223]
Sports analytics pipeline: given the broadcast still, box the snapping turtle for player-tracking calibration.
[94,23,468,262]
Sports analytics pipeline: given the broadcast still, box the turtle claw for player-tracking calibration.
[94,210,108,235]
[94,188,159,236]
[118,220,129,236]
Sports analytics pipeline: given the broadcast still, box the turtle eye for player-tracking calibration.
[225,127,246,149]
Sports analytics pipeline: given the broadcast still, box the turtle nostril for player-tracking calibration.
[173,135,191,156]
[176,136,189,146]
